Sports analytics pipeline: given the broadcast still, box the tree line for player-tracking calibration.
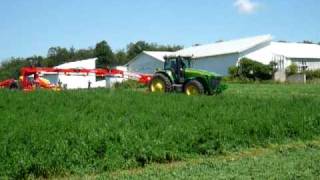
[301,40,320,45]
[0,41,182,81]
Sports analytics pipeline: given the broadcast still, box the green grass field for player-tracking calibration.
[1,84,320,179]
[102,139,320,179]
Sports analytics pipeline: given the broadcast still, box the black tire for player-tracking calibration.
[149,73,172,92]
[184,80,204,95]
[9,82,18,89]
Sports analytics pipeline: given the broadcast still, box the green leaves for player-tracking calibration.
[95,41,115,68]
[126,41,182,60]
[229,58,274,81]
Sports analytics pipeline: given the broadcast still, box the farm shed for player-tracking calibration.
[126,35,320,76]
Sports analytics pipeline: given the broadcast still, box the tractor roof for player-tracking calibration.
[164,54,194,60]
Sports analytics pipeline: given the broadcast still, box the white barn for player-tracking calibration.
[126,35,320,76]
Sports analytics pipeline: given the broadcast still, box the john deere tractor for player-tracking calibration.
[149,55,225,95]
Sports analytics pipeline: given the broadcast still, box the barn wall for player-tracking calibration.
[58,74,96,89]
[192,53,239,76]
[49,58,99,89]
[291,58,320,70]
[127,54,164,74]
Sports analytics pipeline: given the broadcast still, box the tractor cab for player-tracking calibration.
[149,54,226,96]
[164,55,192,84]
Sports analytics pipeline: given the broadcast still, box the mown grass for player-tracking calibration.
[1,84,320,178]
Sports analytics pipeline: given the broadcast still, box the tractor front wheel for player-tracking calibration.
[149,73,172,93]
[184,80,204,96]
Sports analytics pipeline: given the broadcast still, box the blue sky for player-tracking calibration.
[0,0,319,61]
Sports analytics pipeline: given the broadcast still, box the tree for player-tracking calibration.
[126,41,151,60]
[95,41,115,68]
[115,50,128,65]
[69,46,76,59]
[73,48,95,61]
[47,47,72,66]
[0,57,31,80]
[126,41,183,60]
[302,40,314,44]
[155,44,183,52]
[26,56,44,67]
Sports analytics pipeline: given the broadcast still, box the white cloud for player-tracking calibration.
[234,0,258,14]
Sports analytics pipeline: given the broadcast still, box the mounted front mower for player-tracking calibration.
[149,55,226,95]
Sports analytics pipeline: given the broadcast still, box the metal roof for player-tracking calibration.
[141,35,272,61]
[143,51,173,62]
[140,35,320,64]
[270,42,320,59]
[55,58,97,69]
[175,34,272,58]
[245,42,320,63]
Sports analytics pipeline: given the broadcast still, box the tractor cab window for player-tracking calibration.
[164,57,192,70]
[164,59,177,70]
[181,59,191,69]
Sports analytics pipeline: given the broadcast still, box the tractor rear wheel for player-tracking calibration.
[184,80,204,96]
[149,73,172,93]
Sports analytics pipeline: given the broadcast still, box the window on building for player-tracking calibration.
[298,60,308,72]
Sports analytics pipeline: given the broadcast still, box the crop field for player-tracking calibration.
[1,83,320,179]
[104,139,320,179]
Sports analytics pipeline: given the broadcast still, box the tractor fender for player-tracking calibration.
[153,71,174,84]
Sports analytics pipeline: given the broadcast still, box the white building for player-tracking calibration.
[246,42,320,72]
[126,51,172,74]
[42,58,109,89]
[126,35,320,76]
[56,58,99,89]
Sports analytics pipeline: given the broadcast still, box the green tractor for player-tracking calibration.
[149,55,226,95]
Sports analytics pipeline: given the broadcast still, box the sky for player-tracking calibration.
[0,0,319,61]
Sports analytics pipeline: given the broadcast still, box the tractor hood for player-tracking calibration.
[185,68,221,78]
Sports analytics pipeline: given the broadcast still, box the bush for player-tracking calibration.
[286,63,298,76]
[305,69,320,80]
[229,58,273,81]
[228,66,239,78]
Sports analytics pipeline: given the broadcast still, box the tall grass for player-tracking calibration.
[1,84,320,178]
